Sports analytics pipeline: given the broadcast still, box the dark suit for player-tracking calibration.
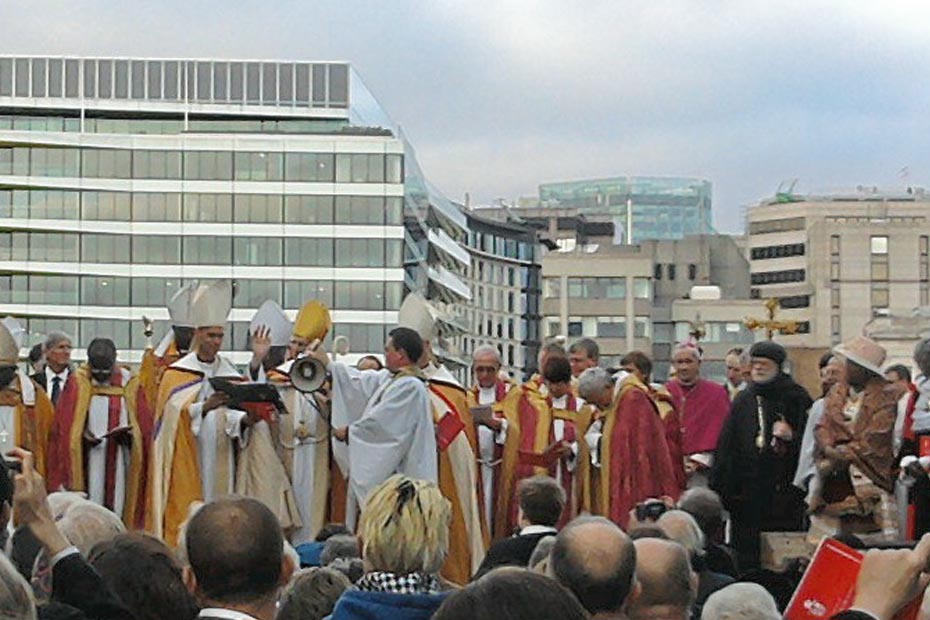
[40,552,132,620]
[473,530,556,579]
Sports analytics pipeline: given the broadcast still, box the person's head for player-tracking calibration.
[538,342,567,376]
[319,535,360,567]
[748,341,787,385]
[88,532,199,620]
[677,487,726,545]
[657,510,705,567]
[915,338,930,377]
[543,355,573,400]
[820,354,844,393]
[27,343,44,374]
[314,523,350,543]
[627,538,697,620]
[87,338,117,385]
[527,535,556,572]
[194,326,224,363]
[621,351,653,384]
[57,499,125,556]
[577,367,615,409]
[885,364,912,390]
[184,496,293,608]
[384,327,423,373]
[835,336,887,391]
[568,338,599,378]
[671,346,702,386]
[0,552,35,620]
[358,475,450,575]
[550,516,639,616]
[356,355,383,372]
[725,348,744,387]
[173,325,195,353]
[700,583,781,620]
[433,568,589,620]
[277,567,351,620]
[44,331,72,373]
[517,475,565,528]
[472,344,502,389]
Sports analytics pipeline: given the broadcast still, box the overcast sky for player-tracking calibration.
[3,1,930,232]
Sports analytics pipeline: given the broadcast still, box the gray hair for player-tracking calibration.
[569,338,599,361]
[915,338,930,376]
[657,510,705,559]
[472,344,501,365]
[278,567,352,620]
[701,583,781,620]
[0,552,36,620]
[57,499,125,556]
[577,367,614,402]
[43,331,71,350]
[677,487,725,538]
[672,344,702,361]
[320,534,360,566]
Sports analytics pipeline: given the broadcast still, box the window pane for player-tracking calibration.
[83,59,97,98]
[335,196,384,225]
[147,61,162,99]
[131,60,145,99]
[0,59,12,96]
[82,192,131,221]
[30,59,47,97]
[284,280,333,307]
[335,239,383,267]
[234,194,282,223]
[15,59,29,96]
[285,152,335,182]
[312,65,326,104]
[164,61,179,99]
[328,64,348,106]
[246,62,260,103]
[49,59,64,97]
[133,236,181,264]
[98,60,112,98]
[232,279,282,308]
[278,63,293,104]
[183,235,232,264]
[233,237,282,266]
[262,63,277,103]
[184,193,232,222]
[81,233,130,263]
[134,192,181,221]
[285,238,334,266]
[82,275,130,306]
[229,62,244,101]
[213,62,228,101]
[871,236,888,255]
[131,278,182,306]
[386,154,403,184]
[295,64,310,104]
[114,60,129,98]
[196,61,211,101]
[284,195,334,224]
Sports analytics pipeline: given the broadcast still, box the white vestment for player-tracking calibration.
[329,362,437,508]
[171,352,247,501]
[86,368,132,516]
[0,372,35,457]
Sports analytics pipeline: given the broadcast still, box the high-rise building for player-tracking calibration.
[529,176,714,243]
[746,187,930,349]
[0,55,465,364]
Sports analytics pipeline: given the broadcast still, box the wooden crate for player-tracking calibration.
[760,531,815,571]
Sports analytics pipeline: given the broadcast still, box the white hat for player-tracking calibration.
[834,335,887,377]
[167,282,198,327]
[398,292,437,341]
[0,321,19,364]
[1,316,25,349]
[190,280,232,328]
[249,300,292,347]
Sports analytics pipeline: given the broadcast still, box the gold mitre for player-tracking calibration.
[293,300,332,341]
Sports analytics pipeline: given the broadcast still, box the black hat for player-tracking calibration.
[749,341,787,367]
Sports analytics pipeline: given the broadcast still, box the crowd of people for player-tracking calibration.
[1,277,930,619]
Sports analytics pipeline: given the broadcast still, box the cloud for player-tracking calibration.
[2,0,929,232]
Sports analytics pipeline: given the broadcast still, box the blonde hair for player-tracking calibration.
[358,475,451,575]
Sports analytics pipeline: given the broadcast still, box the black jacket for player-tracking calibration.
[39,552,133,620]
[473,531,555,579]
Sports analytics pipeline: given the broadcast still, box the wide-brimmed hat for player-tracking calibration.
[834,335,886,377]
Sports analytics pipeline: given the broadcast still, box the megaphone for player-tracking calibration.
[289,356,328,393]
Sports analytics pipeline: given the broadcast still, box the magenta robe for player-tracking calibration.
[666,379,731,455]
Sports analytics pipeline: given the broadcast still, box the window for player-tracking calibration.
[750,269,806,285]
[82,149,132,178]
[28,318,78,344]
[386,155,404,184]
[749,217,806,234]
[213,62,228,101]
[870,236,888,255]
[183,236,232,264]
[779,295,810,309]
[633,316,652,338]
[81,276,130,306]
[335,239,384,267]
[633,277,652,299]
[81,319,130,349]
[233,237,282,266]
[871,283,889,309]
[234,152,283,181]
[596,317,626,338]
[30,59,46,97]
[335,154,385,183]
[184,151,232,180]
[81,233,130,263]
[285,238,334,266]
[132,150,182,179]
[134,193,181,221]
[335,196,385,225]
[27,275,78,305]
[131,278,183,307]
[284,280,334,307]
[335,281,386,310]
[667,264,676,280]
[921,236,929,257]
[332,324,387,354]
[284,152,334,182]
[29,232,79,262]
[831,285,840,309]
[184,194,233,222]
[278,63,293,104]
[133,236,181,264]
[234,195,282,223]
[567,277,625,299]
[688,264,697,281]
[82,192,131,221]
[284,195,334,224]
[871,260,889,281]
[232,280,282,309]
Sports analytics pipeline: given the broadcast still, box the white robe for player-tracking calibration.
[0,371,35,457]
[171,352,247,502]
[329,362,437,508]
[794,398,825,495]
[86,368,132,516]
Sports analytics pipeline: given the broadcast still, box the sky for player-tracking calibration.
[3,0,930,232]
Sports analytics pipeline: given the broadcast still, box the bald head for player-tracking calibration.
[186,497,287,605]
[550,516,637,615]
[628,538,695,618]
[657,510,705,560]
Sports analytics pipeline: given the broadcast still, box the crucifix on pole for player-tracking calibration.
[744,298,801,340]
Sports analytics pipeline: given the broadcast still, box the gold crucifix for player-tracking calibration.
[744,298,801,340]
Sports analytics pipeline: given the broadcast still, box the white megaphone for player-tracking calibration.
[289,355,328,393]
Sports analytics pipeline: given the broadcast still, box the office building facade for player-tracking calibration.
[0,55,459,364]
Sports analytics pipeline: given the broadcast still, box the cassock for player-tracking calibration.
[467,381,511,536]
[147,352,247,546]
[667,378,731,476]
[424,363,486,584]
[138,335,184,411]
[495,374,553,539]
[328,362,437,510]
[549,392,584,525]
[0,371,54,478]
[586,375,681,528]
[48,366,150,527]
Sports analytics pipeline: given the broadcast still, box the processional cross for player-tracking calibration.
[743,298,801,340]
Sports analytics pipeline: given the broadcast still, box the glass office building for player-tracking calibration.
[0,56,465,364]
[537,176,714,243]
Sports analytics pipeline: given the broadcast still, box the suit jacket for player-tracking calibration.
[473,530,555,579]
[46,552,132,620]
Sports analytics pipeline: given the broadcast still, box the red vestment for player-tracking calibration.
[667,379,731,455]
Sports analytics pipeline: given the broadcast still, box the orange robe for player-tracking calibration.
[48,366,150,527]
[466,381,511,540]
[427,368,487,584]
[0,373,54,478]
[139,340,184,411]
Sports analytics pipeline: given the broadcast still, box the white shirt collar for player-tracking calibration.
[198,609,260,620]
[45,366,69,381]
[519,525,558,536]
